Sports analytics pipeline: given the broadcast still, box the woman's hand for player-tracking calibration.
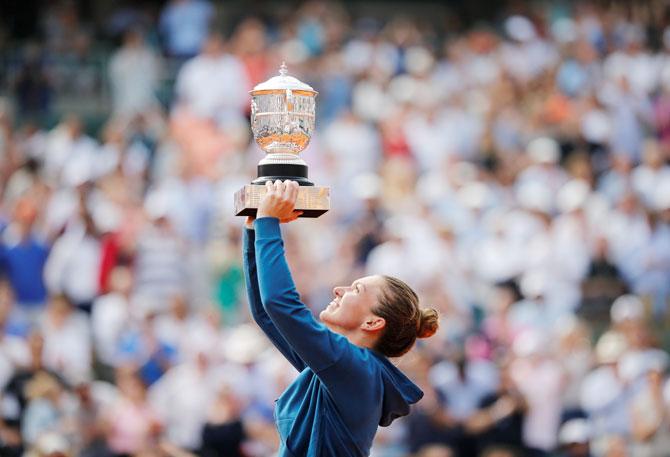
[256,180,303,223]
[245,216,255,229]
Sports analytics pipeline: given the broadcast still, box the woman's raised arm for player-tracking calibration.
[243,225,306,372]
[254,217,349,373]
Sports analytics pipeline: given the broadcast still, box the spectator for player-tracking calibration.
[0,196,50,317]
[91,266,135,370]
[510,331,565,455]
[628,352,670,456]
[40,116,99,188]
[148,349,221,452]
[465,362,526,455]
[200,383,248,457]
[133,195,187,306]
[115,306,177,387]
[38,294,92,385]
[43,205,101,313]
[103,367,161,455]
[0,285,31,389]
[20,372,72,448]
[108,28,161,118]
[173,31,249,124]
[556,419,591,457]
[13,45,52,121]
[159,0,214,59]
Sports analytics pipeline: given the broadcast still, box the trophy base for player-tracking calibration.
[253,163,313,186]
[234,184,330,218]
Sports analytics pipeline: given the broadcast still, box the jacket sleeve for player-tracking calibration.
[243,227,306,372]
[254,218,348,373]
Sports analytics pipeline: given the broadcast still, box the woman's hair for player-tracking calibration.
[372,275,439,357]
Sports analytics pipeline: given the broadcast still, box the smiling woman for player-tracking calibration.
[242,180,439,457]
[320,275,439,358]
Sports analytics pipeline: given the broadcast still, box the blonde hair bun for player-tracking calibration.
[417,308,439,338]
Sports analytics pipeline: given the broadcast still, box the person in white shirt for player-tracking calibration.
[41,117,99,188]
[108,28,161,118]
[153,294,194,361]
[631,139,670,209]
[39,294,92,385]
[173,31,249,125]
[91,266,134,368]
[148,349,233,451]
[510,331,566,454]
[44,207,101,312]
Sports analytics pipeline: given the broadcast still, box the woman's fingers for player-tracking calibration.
[274,180,285,195]
[289,180,299,204]
[258,180,300,220]
[280,210,303,223]
[283,180,298,206]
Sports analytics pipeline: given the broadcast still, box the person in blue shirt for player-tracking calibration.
[0,197,49,315]
[243,180,439,457]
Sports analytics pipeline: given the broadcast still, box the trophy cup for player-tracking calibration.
[234,63,330,218]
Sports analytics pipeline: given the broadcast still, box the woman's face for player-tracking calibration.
[320,275,386,332]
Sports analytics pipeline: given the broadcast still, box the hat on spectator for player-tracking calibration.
[384,215,412,240]
[527,137,560,164]
[559,418,590,445]
[134,294,163,320]
[610,294,645,324]
[351,172,382,200]
[619,349,669,382]
[513,330,546,357]
[61,158,92,188]
[34,431,72,456]
[457,181,490,210]
[557,180,590,213]
[223,324,268,364]
[552,18,578,44]
[505,15,537,42]
[405,46,435,76]
[595,331,628,364]
[520,270,548,299]
[144,188,171,220]
[516,181,553,213]
[580,365,623,412]
[648,349,670,373]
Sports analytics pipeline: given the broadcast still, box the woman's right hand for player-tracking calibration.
[256,180,303,223]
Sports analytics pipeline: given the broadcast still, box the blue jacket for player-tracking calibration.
[243,218,423,457]
[0,235,49,305]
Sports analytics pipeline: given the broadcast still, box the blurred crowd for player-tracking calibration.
[1,0,670,456]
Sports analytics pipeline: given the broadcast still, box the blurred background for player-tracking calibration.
[1,0,670,456]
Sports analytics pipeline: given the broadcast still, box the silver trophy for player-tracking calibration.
[234,63,330,218]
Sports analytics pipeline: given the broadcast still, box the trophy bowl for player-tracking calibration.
[234,63,330,218]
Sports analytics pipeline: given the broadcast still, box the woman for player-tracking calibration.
[104,367,162,456]
[243,180,439,456]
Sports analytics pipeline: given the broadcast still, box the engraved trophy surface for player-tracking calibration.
[234,63,330,218]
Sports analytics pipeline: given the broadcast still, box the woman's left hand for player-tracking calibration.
[257,180,303,223]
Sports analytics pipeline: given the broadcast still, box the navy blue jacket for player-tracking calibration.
[243,218,423,457]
